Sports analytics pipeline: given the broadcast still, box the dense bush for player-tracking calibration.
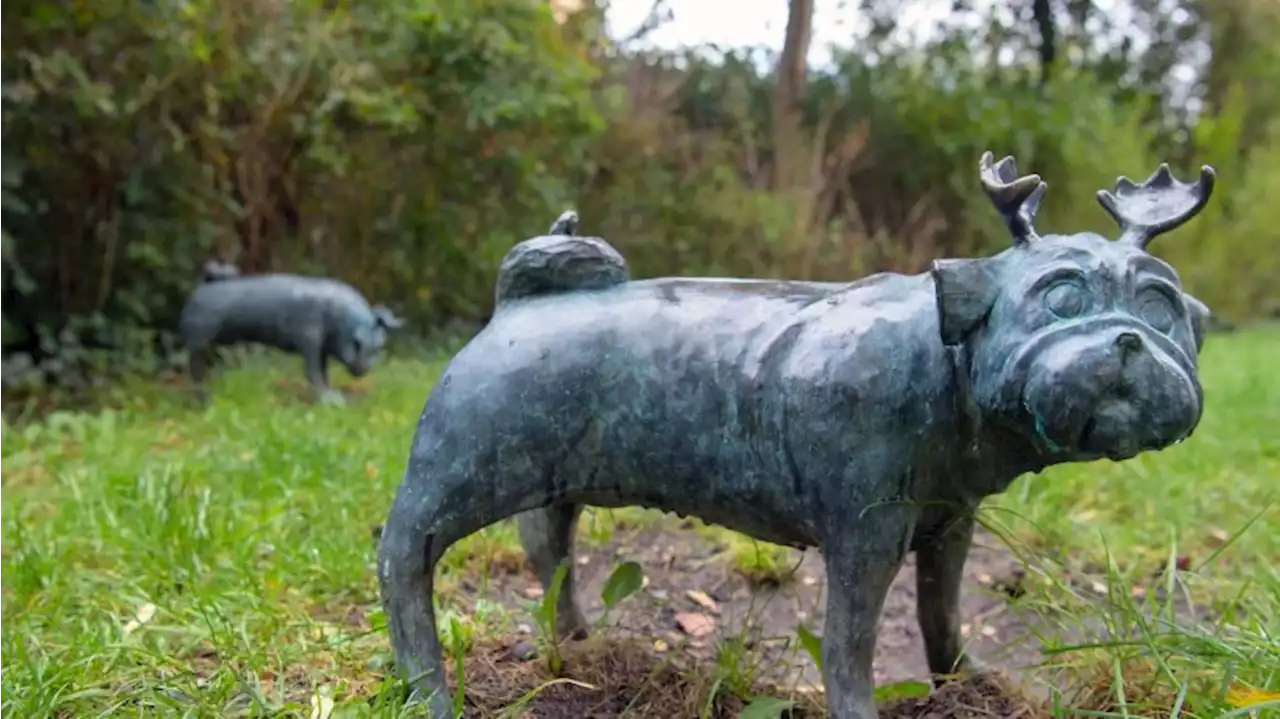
[3,0,1278,393]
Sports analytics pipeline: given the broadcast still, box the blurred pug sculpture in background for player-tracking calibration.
[377,152,1216,719]
[178,262,405,405]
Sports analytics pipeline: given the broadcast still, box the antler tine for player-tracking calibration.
[979,151,1047,246]
[548,210,580,237]
[1096,163,1217,250]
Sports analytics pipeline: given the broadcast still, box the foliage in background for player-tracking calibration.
[2,0,602,387]
[3,0,1278,393]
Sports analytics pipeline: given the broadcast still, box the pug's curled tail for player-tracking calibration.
[201,260,241,283]
[494,210,630,305]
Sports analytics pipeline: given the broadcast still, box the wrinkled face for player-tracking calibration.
[338,320,388,377]
[936,232,1210,463]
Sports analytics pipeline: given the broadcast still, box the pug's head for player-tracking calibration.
[338,305,405,377]
[933,152,1216,463]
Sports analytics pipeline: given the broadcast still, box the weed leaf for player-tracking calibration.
[873,680,932,703]
[796,622,823,672]
[738,695,793,719]
[449,615,467,718]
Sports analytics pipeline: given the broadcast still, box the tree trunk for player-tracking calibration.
[771,0,819,276]
[771,0,814,194]
[1032,0,1056,86]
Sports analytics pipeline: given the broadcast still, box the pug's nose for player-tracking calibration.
[1115,331,1142,360]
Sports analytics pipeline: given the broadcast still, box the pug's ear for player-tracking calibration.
[931,258,999,346]
[1183,293,1210,353]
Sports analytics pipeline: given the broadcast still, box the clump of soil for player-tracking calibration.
[879,673,1052,719]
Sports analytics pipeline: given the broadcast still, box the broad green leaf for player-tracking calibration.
[600,561,643,611]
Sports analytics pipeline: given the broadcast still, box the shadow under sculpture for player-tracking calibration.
[177,261,405,405]
[377,152,1217,719]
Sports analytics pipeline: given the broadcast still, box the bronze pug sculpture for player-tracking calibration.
[378,153,1216,718]
[178,261,405,405]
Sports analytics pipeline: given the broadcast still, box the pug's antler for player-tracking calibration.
[548,210,579,237]
[979,151,1048,246]
[1096,163,1216,250]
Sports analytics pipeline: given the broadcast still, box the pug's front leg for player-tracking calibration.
[304,349,345,405]
[915,507,985,683]
[820,516,912,719]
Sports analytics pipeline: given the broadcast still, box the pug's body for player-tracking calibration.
[378,156,1216,719]
[179,264,404,405]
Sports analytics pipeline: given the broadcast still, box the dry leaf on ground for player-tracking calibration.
[685,589,721,614]
[674,612,716,638]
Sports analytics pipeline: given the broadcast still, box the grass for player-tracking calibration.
[2,326,1278,718]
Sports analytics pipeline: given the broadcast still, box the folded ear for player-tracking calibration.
[931,258,999,346]
[1182,293,1210,353]
[372,305,405,330]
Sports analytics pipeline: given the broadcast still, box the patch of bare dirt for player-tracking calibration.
[270,376,374,402]
[447,516,1049,695]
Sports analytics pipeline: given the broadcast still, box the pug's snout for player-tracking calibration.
[1115,330,1142,356]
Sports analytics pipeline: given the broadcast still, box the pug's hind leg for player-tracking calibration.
[377,522,453,719]
[517,504,589,639]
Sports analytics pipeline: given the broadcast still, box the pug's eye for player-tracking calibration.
[1137,289,1177,333]
[1044,280,1090,320]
